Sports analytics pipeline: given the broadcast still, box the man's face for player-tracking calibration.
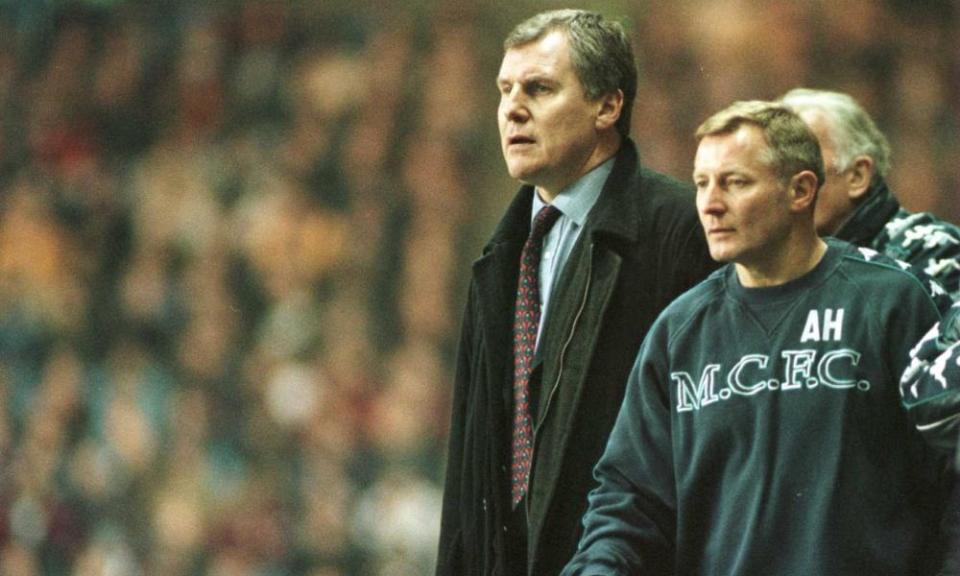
[693,124,795,268]
[497,31,604,197]
[802,112,853,236]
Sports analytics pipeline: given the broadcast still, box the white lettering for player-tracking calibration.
[781,349,817,390]
[674,349,873,414]
[823,308,844,342]
[673,365,721,412]
[801,310,821,342]
[817,349,863,389]
[727,354,768,396]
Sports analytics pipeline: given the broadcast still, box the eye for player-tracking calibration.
[526,81,550,95]
[725,176,748,189]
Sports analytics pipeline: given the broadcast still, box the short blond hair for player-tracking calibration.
[696,100,824,187]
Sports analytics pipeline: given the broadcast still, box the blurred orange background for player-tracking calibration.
[0,1,955,574]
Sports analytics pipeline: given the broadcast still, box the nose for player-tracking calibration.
[697,181,725,217]
[500,87,529,123]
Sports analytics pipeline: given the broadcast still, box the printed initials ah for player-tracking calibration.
[801,308,845,343]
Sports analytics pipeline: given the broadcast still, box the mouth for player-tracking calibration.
[507,135,535,147]
[708,227,735,236]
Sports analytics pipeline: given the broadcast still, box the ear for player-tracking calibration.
[595,89,624,131]
[789,170,819,213]
[845,156,875,201]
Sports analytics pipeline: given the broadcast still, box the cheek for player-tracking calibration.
[695,193,708,216]
[754,201,791,238]
[549,107,587,136]
[695,204,709,229]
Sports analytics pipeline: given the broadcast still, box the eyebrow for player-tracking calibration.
[691,167,749,180]
[497,74,553,87]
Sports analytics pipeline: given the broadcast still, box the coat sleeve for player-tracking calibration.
[879,211,960,300]
[435,284,477,575]
[900,300,960,454]
[561,323,676,576]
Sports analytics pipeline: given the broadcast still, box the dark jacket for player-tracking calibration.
[436,140,717,576]
[839,178,960,573]
[834,177,960,298]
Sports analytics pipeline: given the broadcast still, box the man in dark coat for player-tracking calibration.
[435,10,716,576]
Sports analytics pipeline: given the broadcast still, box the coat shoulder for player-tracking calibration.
[634,166,698,211]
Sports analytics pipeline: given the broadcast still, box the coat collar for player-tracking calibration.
[834,177,901,245]
[482,139,645,255]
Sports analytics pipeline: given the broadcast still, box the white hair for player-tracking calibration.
[780,88,891,178]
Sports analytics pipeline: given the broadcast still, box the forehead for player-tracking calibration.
[498,30,573,79]
[694,124,772,172]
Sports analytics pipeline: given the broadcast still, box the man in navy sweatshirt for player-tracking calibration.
[563,100,953,575]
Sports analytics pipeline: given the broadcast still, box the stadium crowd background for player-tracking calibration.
[0,0,956,574]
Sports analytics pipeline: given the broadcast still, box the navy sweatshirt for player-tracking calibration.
[563,240,947,576]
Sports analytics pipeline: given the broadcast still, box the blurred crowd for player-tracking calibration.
[0,1,955,575]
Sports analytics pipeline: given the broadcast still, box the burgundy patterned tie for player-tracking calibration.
[511,204,561,506]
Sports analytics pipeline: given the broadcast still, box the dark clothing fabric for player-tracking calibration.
[564,240,947,576]
[436,140,716,576]
[942,480,960,576]
[834,178,960,299]
[846,179,960,572]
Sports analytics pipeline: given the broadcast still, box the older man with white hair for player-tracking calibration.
[780,87,960,299]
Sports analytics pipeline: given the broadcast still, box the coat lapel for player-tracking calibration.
[534,141,643,423]
[526,141,648,565]
[471,188,533,433]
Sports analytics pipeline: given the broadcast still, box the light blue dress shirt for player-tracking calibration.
[531,157,615,348]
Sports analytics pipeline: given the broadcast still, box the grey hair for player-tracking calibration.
[504,9,636,139]
[779,88,891,178]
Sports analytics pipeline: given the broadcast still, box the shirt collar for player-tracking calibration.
[532,157,615,227]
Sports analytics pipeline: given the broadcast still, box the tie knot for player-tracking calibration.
[529,205,561,242]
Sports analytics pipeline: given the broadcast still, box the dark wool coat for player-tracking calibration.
[833,177,960,299]
[436,140,717,576]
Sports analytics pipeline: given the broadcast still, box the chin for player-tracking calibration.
[507,165,541,184]
[707,247,735,263]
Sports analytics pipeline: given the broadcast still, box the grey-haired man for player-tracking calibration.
[436,9,715,576]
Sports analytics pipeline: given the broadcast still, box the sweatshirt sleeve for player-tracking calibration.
[562,323,676,576]
[842,243,958,453]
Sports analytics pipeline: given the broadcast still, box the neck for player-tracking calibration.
[537,133,621,203]
[735,235,828,288]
